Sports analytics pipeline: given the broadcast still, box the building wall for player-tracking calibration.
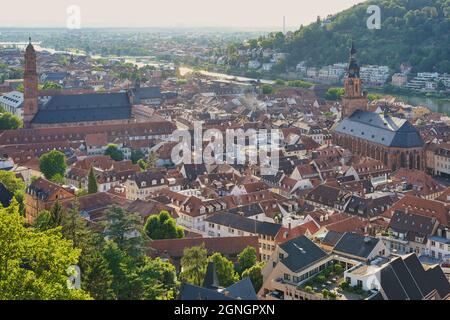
[124,180,167,200]
[333,132,425,171]
[205,222,276,262]
[259,250,334,300]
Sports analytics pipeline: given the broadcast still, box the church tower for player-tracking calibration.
[341,42,368,118]
[23,38,39,128]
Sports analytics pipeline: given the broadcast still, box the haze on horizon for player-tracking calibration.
[0,0,365,29]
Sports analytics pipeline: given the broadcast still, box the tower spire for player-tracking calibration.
[347,40,360,78]
[350,40,356,56]
[23,37,38,128]
[341,40,368,118]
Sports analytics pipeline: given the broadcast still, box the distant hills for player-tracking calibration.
[252,0,450,73]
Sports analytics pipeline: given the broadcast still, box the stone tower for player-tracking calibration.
[341,42,368,118]
[23,38,39,128]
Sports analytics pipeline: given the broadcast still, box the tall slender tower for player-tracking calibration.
[23,37,38,128]
[341,41,368,118]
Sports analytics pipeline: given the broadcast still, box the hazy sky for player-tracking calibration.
[0,0,365,29]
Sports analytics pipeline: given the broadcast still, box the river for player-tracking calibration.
[392,95,450,115]
[25,45,450,113]
[178,67,275,85]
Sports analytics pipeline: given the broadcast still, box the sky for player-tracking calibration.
[0,0,365,29]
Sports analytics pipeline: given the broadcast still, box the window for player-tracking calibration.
[357,280,363,288]
[284,274,291,281]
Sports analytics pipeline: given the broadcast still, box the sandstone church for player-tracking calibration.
[332,42,424,171]
[23,39,137,128]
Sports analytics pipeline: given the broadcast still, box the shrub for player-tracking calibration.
[334,263,344,274]
[322,289,330,298]
[339,281,350,290]
[304,286,313,293]
[316,275,326,284]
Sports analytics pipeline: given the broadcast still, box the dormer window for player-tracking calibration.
[141,181,147,187]
[152,179,157,185]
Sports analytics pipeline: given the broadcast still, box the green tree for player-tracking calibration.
[242,263,264,292]
[261,84,275,94]
[208,253,239,287]
[0,170,25,193]
[47,201,64,228]
[60,201,114,299]
[0,112,22,130]
[437,80,446,92]
[102,241,178,300]
[104,144,124,161]
[325,87,345,101]
[237,246,257,274]
[147,151,158,169]
[39,150,67,181]
[287,80,314,88]
[144,210,184,240]
[75,188,88,197]
[102,240,140,299]
[42,81,63,90]
[137,256,179,300]
[131,149,145,164]
[50,173,65,184]
[137,158,148,171]
[367,93,383,101]
[0,170,26,214]
[87,167,98,194]
[81,249,114,300]
[0,201,91,299]
[103,205,144,257]
[180,244,208,286]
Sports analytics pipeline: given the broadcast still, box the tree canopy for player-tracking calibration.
[207,253,239,287]
[0,201,91,299]
[180,244,208,286]
[104,144,124,161]
[242,262,264,292]
[0,170,26,214]
[143,210,184,240]
[235,0,450,74]
[39,150,67,181]
[237,246,258,274]
[87,167,98,194]
[0,112,22,130]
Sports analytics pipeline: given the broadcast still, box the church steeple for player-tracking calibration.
[347,40,360,78]
[23,37,38,128]
[341,41,368,118]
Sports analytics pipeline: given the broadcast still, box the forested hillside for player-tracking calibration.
[249,0,450,73]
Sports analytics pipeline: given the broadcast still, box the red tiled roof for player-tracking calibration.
[383,195,449,227]
[85,133,108,147]
[325,216,367,234]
